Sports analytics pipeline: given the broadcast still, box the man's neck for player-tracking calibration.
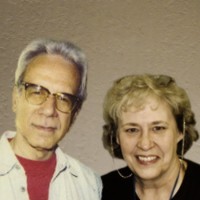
[10,137,55,161]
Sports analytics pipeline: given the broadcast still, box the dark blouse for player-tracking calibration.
[101,160,200,200]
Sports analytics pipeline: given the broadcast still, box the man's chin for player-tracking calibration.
[31,143,57,152]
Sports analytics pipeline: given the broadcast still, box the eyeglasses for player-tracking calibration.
[19,82,80,113]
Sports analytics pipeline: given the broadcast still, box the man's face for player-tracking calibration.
[12,54,80,158]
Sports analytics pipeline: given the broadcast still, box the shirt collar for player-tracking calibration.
[54,147,79,177]
[0,131,79,178]
[0,131,19,174]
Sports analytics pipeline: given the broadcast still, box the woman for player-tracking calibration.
[101,74,200,200]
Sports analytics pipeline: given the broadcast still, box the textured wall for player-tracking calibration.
[0,0,200,175]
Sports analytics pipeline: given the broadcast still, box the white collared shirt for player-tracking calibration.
[0,131,102,200]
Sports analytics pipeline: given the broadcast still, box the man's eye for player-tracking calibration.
[33,90,42,95]
[28,87,43,95]
[57,95,71,103]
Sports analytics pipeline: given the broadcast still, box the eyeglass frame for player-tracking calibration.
[17,81,81,113]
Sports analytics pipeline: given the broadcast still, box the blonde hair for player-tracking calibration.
[102,74,199,159]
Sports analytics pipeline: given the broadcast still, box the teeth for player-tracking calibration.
[138,156,157,162]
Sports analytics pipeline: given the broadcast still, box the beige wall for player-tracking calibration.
[0,0,200,175]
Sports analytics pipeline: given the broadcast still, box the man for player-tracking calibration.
[0,39,102,200]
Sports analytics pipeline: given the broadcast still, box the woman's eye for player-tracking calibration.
[152,126,166,132]
[125,128,139,134]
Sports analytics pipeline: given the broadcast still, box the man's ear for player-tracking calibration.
[12,86,18,113]
[70,108,80,124]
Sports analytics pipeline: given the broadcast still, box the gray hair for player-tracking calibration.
[15,38,88,102]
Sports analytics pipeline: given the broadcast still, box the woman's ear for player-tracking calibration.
[110,123,120,145]
[12,86,18,113]
[115,130,120,145]
[177,131,184,143]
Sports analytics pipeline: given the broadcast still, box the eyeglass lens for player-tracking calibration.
[22,82,78,113]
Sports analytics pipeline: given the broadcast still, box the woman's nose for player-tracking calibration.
[137,132,154,151]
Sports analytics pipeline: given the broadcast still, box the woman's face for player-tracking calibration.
[117,96,183,181]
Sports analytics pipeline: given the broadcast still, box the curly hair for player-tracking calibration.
[102,74,199,159]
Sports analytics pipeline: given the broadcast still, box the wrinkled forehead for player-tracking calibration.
[23,54,80,94]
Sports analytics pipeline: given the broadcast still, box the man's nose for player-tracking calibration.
[39,95,57,117]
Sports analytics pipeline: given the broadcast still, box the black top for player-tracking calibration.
[101,160,200,200]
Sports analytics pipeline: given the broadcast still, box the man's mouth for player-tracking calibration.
[33,124,57,132]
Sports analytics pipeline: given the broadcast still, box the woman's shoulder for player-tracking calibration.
[101,166,132,182]
[174,159,200,199]
[186,159,200,174]
[182,159,200,190]
[185,159,200,185]
[101,166,133,200]
[101,166,133,190]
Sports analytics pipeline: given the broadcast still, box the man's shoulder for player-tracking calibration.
[61,152,101,186]
[65,154,96,175]
[63,153,102,197]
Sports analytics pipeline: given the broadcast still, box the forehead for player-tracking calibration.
[120,96,174,122]
[23,54,80,93]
